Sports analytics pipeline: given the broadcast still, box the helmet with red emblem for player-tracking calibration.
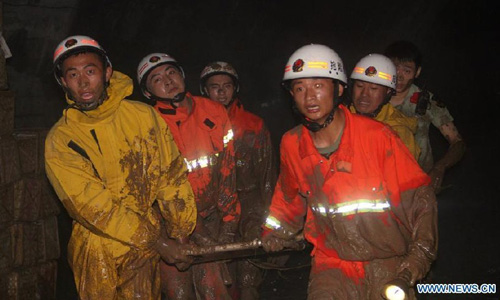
[350,53,396,89]
[136,53,185,99]
[53,35,111,85]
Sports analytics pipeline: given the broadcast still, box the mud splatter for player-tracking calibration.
[165,154,189,188]
[119,134,160,210]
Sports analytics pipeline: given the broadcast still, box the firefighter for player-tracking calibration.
[46,35,197,299]
[349,53,420,160]
[137,53,239,300]
[200,61,277,300]
[261,44,438,299]
[384,40,466,191]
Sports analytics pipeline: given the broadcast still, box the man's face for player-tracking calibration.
[290,78,343,123]
[352,80,390,114]
[392,59,421,94]
[205,74,236,106]
[60,52,111,107]
[145,64,185,99]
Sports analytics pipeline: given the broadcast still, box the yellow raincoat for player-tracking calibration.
[45,71,196,299]
[350,103,421,160]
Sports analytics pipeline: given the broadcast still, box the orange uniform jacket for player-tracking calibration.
[227,99,276,236]
[155,93,239,238]
[265,105,437,282]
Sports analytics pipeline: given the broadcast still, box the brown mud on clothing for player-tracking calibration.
[166,154,189,188]
[120,135,160,207]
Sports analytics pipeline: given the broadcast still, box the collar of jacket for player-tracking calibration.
[377,103,418,133]
[155,92,195,122]
[227,98,243,119]
[155,93,219,132]
[349,103,417,134]
[63,71,133,125]
[298,104,353,162]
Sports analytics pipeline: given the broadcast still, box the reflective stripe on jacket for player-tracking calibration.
[155,93,239,226]
[265,105,435,281]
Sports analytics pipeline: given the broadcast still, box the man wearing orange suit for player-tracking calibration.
[261,44,437,300]
[200,61,277,300]
[137,53,240,300]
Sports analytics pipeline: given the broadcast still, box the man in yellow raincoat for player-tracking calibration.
[348,53,421,160]
[45,35,197,299]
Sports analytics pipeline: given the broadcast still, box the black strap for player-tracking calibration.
[90,129,102,154]
[68,140,101,180]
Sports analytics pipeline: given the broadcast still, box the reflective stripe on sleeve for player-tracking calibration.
[223,129,234,147]
[311,199,390,217]
[264,216,282,230]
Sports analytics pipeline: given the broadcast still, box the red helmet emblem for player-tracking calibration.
[149,56,161,63]
[293,59,305,72]
[365,66,377,77]
[64,38,78,48]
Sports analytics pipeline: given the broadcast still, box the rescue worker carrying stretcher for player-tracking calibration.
[137,53,239,300]
[46,35,197,299]
[200,61,277,300]
[348,53,421,160]
[261,44,438,299]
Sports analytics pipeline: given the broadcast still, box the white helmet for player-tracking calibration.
[136,53,185,96]
[283,44,347,85]
[53,35,111,85]
[199,61,239,94]
[350,53,396,89]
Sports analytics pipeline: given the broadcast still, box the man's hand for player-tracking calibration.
[261,232,288,252]
[155,236,195,271]
[428,163,445,193]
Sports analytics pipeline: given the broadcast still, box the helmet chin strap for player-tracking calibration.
[301,109,335,132]
[64,80,109,112]
[150,91,187,108]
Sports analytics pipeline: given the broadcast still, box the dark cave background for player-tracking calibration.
[3,0,499,299]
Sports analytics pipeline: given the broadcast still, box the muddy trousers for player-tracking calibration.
[160,260,233,300]
[234,258,262,300]
[69,240,161,300]
[307,256,416,300]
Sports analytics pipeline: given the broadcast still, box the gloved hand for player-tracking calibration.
[261,231,288,252]
[155,235,195,271]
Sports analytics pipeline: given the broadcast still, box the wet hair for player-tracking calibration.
[384,40,422,69]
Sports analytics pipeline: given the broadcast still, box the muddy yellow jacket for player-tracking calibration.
[45,71,196,256]
[350,104,420,160]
